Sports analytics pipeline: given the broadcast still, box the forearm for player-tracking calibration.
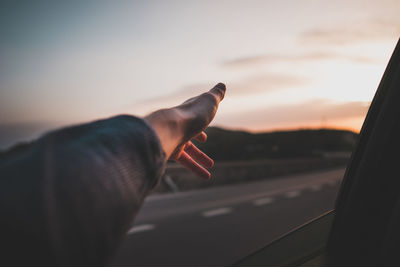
[0,115,166,266]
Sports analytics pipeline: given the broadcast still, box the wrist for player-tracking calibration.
[144,108,185,158]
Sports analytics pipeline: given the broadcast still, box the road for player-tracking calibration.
[112,168,345,267]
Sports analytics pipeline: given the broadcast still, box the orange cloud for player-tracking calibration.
[214,99,370,132]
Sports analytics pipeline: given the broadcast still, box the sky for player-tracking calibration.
[1,0,399,149]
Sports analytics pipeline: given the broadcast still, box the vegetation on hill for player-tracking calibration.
[196,127,358,161]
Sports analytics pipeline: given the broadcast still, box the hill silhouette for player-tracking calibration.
[0,127,358,162]
[196,127,358,161]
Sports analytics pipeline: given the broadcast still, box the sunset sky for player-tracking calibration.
[1,0,399,149]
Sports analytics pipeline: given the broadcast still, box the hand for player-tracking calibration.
[145,83,226,180]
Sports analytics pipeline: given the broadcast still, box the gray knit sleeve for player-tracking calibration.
[0,115,166,267]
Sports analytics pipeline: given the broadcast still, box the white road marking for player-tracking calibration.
[309,184,322,192]
[202,207,233,218]
[128,224,155,235]
[253,197,274,206]
[284,190,301,198]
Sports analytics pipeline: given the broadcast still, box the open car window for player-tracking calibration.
[232,39,400,267]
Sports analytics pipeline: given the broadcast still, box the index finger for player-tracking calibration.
[209,83,226,103]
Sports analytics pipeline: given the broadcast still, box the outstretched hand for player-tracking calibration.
[145,83,226,180]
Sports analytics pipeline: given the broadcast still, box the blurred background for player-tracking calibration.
[1,1,399,266]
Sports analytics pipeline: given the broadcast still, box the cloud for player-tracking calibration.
[131,73,309,113]
[215,99,370,131]
[221,19,397,70]
[222,51,380,68]
[229,73,308,95]
[131,83,211,111]
[299,19,400,45]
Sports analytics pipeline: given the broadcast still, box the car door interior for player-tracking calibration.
[327,39,400,266]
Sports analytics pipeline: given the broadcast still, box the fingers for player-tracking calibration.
[176,151,211,180]
[175,141,213,179]
[184,141,214,168]
[209,83,226,103]
[194,132,207,143]
[174,137,213,180]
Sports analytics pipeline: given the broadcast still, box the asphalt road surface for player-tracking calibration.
[112,168,345,267]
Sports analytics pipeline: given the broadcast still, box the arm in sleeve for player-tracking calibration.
[0,115,166,267]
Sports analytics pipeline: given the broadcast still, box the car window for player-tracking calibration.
[328,39,400,267]
[1,2,399,267]
[232,39,400,267]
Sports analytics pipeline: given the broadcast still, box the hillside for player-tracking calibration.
[0,128,358,162]
[196,127,358,161]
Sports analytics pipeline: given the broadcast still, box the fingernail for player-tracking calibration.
[215,82,226,91]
